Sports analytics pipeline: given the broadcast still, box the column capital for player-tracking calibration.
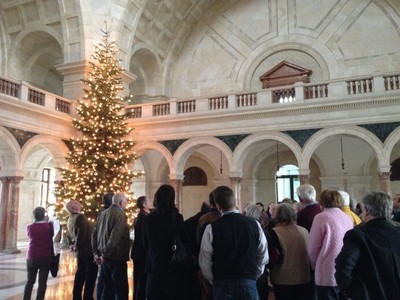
[169,174,185,181]
[8,176,24,184]
[298,169,310,176]
[0,176,24,183]
[229,176,243,183]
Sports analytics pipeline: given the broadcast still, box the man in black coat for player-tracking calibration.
[335,191,400,300]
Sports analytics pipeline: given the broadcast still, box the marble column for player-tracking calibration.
[1,176,23,254]
[169,178,184,212]
[378,171,391,195]
[0,177,11,251]
[229,177,243,210]
[298,169,310,185]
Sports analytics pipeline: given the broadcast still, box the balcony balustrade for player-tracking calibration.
[0,77,73,115]
[0,73,398,120]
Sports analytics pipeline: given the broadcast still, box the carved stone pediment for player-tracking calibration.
[259,61,312,88]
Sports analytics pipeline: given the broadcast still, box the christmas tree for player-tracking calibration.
[54,27,138,225]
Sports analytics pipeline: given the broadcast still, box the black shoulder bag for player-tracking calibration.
[168,213,197,268]
[49,222,60,277]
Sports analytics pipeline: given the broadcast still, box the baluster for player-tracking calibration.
[396,76,400,90]
[306,87,311,99]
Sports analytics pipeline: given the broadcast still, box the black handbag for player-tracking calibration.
[49,222,60,277]
[168,214,197,268]
[50,253,60,277]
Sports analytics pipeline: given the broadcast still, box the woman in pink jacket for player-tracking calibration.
[307,189,353,300]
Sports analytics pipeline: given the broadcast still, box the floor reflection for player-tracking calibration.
[0,243,133,300]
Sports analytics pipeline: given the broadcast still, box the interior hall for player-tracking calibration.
[1,0,400,299]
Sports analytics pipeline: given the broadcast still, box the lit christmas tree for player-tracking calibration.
[54,27,138,225]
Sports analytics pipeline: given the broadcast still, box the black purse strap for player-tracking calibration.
[49,222,55,256]
[170,213,180,245]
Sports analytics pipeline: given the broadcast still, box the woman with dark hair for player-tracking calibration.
[23,207,54,300]
[307,190,353,300]
[142,184,200,300]
[131,195,152,300]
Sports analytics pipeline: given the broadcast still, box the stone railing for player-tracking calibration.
[1,73,400,119]
[0,76,74,115]
[124,74,400,119]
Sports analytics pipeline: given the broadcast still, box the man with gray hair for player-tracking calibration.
[335,191,400,300]
[296,184,322,232]
[92,192,130,300]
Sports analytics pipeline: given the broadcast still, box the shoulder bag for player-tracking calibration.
[49,222,60,277]
[168,214,197,268]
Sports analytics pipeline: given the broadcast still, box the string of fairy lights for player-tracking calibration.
[53,27,139,226]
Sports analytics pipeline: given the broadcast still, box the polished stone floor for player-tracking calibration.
[0,242,133,300]
[0,243,275,300]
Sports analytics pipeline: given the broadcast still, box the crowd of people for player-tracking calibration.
[23,184,400,300]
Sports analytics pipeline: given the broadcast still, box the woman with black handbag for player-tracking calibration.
[142,184,201,300]
[23,207,54,300]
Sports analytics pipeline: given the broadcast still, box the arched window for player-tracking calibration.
[276,164,300,201]
[183,167,207,186]
[391,158,400,181]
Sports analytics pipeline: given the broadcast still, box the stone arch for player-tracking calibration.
[20,135,69,175]
[132,141,173,173]
[173,137,234,177]
[0,127,21,175]
[240,36,338,90]
[8,29,64,94]
[0,13,8,75]
[302,126,385,170]
[383,126,400,166]
[233,132,303,176]
[129,45,164,101]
